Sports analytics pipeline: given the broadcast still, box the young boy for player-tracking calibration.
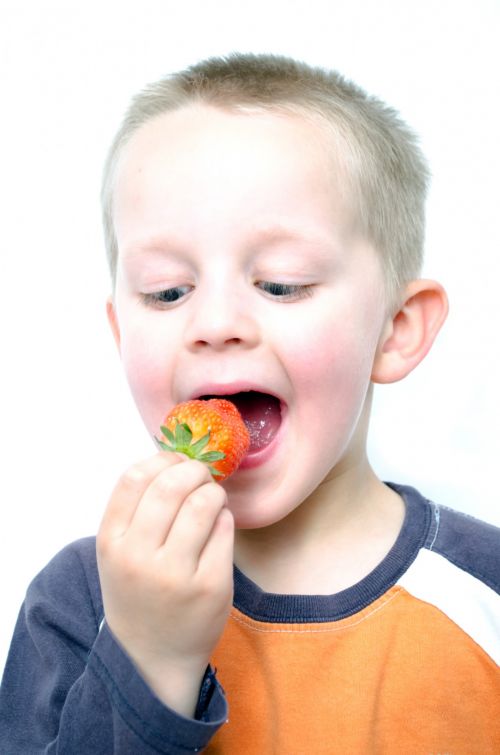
[1,53,499,754]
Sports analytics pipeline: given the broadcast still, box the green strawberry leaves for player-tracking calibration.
[155,421,226,477]
[158,425,175,445]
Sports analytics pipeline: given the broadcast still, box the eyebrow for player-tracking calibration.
[122,223,337,261]
[248,223,336,249]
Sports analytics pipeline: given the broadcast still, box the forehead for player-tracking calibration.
[112,104,356,254]
[117,102,343,165]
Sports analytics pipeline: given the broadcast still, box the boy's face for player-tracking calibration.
[109,105,390,529]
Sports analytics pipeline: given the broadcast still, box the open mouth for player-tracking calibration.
[199,390,282,453]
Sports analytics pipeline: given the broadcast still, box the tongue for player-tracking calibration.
[229,392,282,452]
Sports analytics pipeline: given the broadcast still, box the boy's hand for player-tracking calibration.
[96,452,234,718]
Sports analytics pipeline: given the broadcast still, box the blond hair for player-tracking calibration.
[101,53,429,306]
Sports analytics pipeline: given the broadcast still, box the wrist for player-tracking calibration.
[137,657,209,719]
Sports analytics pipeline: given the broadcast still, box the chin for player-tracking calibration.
[231,507,288,531]
[224,471,313,531]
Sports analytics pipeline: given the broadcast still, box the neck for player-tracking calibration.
[234,458,405,595]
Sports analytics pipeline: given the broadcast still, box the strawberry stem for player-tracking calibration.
[154,421,226,478]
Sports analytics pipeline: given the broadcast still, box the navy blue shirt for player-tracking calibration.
[1,484,499,753]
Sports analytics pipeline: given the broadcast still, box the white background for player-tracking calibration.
[1,0,499,672]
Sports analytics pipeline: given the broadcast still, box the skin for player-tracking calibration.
[99,104,448,716]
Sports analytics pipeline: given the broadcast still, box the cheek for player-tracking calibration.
[118,327,174,433]
[283,311,380,425]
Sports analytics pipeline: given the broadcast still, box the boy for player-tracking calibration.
[1,53,499,754]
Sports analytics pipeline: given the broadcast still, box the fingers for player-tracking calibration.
[98,453,182,542]
[97,451,235,698]
[197,507,235,587]
[127,459,214,549]
[163,481,229,571]
[98,451,233,586]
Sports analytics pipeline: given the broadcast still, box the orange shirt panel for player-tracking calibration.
[208,587,500,754]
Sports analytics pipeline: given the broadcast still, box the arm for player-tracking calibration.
[0,535,228,753]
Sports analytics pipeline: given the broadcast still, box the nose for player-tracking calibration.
[183,283,261,352]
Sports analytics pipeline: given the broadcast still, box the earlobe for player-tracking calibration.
[106,296,121,351]
[371,280,449,384]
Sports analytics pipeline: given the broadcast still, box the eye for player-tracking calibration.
[256,281,314,301]
[141,286,193,307]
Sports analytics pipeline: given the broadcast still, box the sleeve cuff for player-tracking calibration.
[88,622,227,753]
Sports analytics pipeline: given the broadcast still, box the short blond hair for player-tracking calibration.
[102,53,430,306]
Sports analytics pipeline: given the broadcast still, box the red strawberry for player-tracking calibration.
[156,399,250,480]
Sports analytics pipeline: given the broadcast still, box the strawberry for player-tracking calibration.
[156,398,250,480]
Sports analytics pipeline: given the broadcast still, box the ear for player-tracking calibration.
[106,296,121,352]
[371,279,448,384]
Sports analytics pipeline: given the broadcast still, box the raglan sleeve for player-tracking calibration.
[0,538,228,754]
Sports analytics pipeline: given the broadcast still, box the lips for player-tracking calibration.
[196,389,283,454]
